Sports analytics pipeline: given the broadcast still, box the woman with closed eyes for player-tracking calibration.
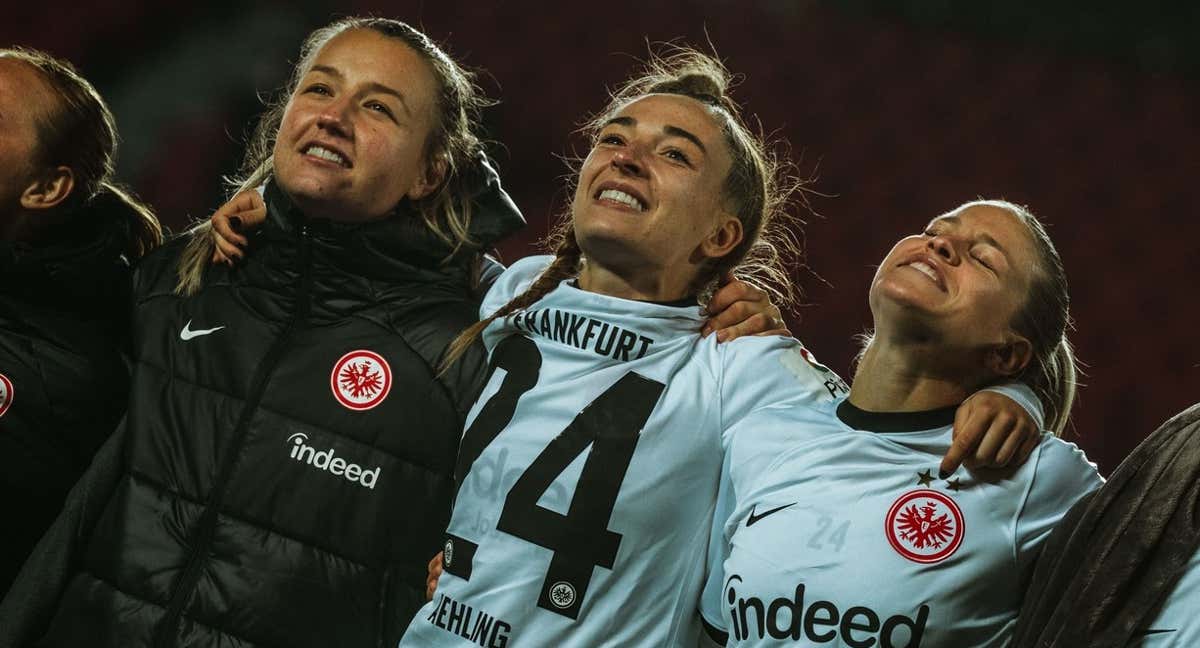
[700,200,1102,648]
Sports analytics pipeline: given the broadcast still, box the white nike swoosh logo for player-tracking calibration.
[180,320,226,341]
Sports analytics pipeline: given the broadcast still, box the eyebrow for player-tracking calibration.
[308,64,412,116]
[601,116,708,154]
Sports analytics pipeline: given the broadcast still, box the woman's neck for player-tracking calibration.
[577,259,695,302]
[0,208,72,246]
[849,337,978,413]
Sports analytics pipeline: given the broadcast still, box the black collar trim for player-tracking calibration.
[647,294,699,307]
[836,399,958,433]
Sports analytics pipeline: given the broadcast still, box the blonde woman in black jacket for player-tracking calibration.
[0,19,521,647]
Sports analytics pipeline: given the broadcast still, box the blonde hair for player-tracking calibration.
[2,47,162,260]
[175,17,490,295]
[972,200,1078,436]
[441,46,806,370]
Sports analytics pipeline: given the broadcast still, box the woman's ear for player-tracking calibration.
[20,166,75,211]
[409,155,448,201]
[987,334,1033,377]
[699,213,744,260]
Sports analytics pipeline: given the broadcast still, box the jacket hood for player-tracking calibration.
[455,152,526,254]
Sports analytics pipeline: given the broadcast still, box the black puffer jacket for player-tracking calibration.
[0,210,131,596]
[2,172,522,647]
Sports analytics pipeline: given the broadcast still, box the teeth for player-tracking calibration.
[909,261,938,283]
[598,189,645,211]
[306,145,348,167]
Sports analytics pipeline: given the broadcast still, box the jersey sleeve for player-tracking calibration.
[478,254,553,320]
[716,336,847,448]
[1013,437,1104,577]
[980,381,1045,430]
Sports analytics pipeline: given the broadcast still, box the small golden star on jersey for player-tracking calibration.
[916,469,935,486]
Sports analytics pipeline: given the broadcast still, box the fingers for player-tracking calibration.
[995,425,1024,467]
[943,390,1042,476]
[212,226,245,264]
[228,189,268,223]
[995,417,1033,466]
[209,190,267,264]
[704,299,754,338]
[753,305,788,337]
[703,279,789,341]
[973,389,1041,469]
[212,211,248,248]
[707,278,759,320]
[426,551,444,601]
[716,313,789,343]
[969,413,1017,468]
[940,405,978,477]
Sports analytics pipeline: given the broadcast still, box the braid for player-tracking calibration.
[439,226,582,373]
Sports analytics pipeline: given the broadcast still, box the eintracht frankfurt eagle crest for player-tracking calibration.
[885,489,964,564]
[0,372,12,418]
[330,350,392,411]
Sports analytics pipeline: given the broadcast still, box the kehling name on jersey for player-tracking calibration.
[507,308,655,362]
[426,592,512,647]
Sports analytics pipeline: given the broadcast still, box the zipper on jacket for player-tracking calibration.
[153,225,314,647]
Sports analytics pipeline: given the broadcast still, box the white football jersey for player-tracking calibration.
[701,396,1102,647]
[1129,546,1200,647]
[399,256,842,648]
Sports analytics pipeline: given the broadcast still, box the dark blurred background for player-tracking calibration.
[5,1,1197,473]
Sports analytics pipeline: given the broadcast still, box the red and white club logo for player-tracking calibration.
[0,373,12,418]
[885,489,964,564]
[330,350,392,411]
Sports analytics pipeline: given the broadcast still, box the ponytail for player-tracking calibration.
[174,222,216,296]
[174,166,263,296]
[89,181,162,262]
[1040,337,1079,438]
